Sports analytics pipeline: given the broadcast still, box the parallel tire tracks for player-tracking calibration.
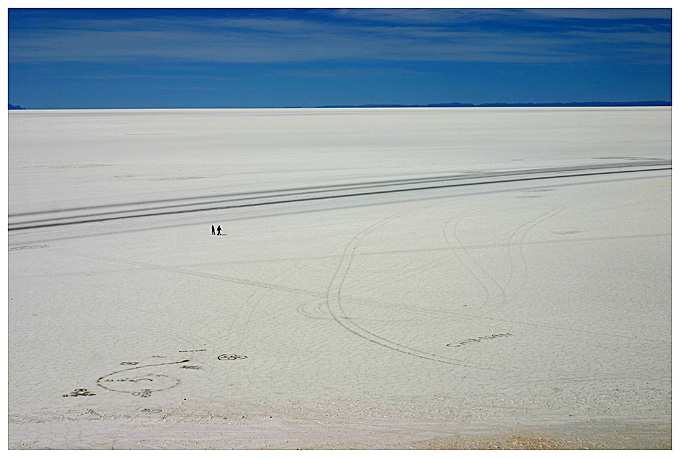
[8,161,670,231]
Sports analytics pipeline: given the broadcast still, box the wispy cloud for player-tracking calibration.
[527,8,672,20]
[326,8,671,24]
[9,9,671,66]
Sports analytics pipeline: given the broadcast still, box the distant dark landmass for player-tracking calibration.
[9,101,671,110]
[316,101,671,108]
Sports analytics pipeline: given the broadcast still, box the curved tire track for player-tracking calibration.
[443,212,505,310]
[504,207,564,299]
[325,215,501,369]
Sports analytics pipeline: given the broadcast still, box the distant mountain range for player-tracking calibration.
[9,101,671,110]
[316,101,671,108]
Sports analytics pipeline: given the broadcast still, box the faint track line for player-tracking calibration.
[233,262,312,350]
[45,248,325,300]
[335,293,668,344]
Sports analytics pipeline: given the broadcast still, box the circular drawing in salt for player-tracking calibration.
[97,371,180,394]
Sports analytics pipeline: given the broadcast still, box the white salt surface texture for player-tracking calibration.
[8,108,671,449]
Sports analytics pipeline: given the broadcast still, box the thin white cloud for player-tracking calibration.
[327,8,671,23]
[8,9,671,66]
[528,8,671,20]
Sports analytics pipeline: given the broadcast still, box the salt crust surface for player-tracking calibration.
[8,108,671,449]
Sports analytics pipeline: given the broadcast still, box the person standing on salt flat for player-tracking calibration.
[216,225,222,236]
[212,225,215,235]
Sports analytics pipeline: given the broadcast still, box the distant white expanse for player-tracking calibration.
[8,108,671,449]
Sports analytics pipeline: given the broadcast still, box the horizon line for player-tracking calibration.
[8,100,673,111]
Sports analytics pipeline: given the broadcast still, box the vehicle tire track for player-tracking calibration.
[325,215,501,369]
[443,212,505,310]
[504,207,564,298]
[9,162,671,231]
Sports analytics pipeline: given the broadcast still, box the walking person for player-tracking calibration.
[216,225,222,236]
[211,225,215,235]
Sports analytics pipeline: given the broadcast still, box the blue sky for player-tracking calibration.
[8,8,672,109]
